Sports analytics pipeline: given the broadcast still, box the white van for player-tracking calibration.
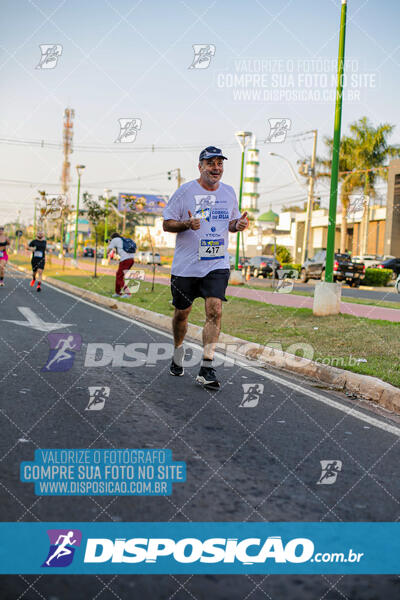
[145,252,161,265]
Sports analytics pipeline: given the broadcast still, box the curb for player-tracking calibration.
[18,268,397,415]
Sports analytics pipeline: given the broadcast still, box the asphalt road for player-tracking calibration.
[1,268,399,599]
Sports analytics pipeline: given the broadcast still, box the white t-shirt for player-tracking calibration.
[163,179,241,277]
[107,237,134,262]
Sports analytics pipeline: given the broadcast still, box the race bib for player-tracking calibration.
[34,250,43,258]
[199,238,224,260]
[0,251,4,258]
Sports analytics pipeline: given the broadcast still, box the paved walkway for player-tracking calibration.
[42,255,400,323]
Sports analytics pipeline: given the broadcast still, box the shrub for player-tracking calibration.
[362,268,392,287]
[275,245,292,264]
[281,263,302,275]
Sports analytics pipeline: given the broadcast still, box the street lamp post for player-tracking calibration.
[73,165,85,263]
[234,131,252,272]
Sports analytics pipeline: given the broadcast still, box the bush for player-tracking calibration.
[275,245,292,264]
[281,263,301,275]
[362,268,392,287]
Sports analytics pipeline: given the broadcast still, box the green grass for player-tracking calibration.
[10,256,400,388]
[246,283,400,310]
[54,273,400,389]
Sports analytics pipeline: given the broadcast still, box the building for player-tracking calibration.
[242,136,260,214]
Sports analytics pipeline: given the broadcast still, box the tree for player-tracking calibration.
[275,245,292,264]
[347,117,400,254]
[83,193,107,278]
[304,117,400,252]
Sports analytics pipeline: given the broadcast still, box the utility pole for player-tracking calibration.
[301,129,318,264]
[103,189,111,265]
[73,165,85,263]
[33,200,37,238]
[167,168,183,189]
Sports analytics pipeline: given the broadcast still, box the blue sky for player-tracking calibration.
[1,0,399,223]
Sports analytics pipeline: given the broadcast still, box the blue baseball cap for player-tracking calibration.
[199,146,228,161]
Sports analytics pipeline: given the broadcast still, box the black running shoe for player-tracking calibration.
[196,366,220,390]
[36,285,41,292]
[169,359,184,377]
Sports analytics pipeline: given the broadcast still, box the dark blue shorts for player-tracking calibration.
[170,269,230,310]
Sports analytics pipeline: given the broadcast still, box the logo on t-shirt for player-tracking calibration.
[194,195,216,222]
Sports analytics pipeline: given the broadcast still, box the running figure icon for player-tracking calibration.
[44,335,77,371]
[42,333,82,373]
[45,531,77,566]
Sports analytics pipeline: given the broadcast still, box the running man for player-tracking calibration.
[163,146,248,390]
[45,531,77,566]
[107,232,136,297]
[28,231,46,292]
[0,226,10,287]
[44,335,77,371]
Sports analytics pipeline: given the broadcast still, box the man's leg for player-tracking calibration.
[0,260,5,285]
[115,262,125,294]
[170,305,192,375]
[196,297,222,389]
[121,258,134,293]
[172,306,192,348]
[203,297,222,360]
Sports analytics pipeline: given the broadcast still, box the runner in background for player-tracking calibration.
[28,231,47,292]
[0,226,10,287]
[107,232,136,298]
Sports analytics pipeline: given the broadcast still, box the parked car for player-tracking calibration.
[396,274,400,294]
[83,247,95,257]
[300,251,365,287]
[136,251,147,263]
[249,256,282,278]
[352,254,381,269]
[237,257,250,270]
[144,252,161,265]
[373,257,400,279]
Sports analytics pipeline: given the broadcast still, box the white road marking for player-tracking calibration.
[15,274,400,438]
[2,306,74,332]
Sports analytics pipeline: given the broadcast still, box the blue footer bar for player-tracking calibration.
[0,522,398,574]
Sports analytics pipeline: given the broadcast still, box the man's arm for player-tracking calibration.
[163,211,200,232]
[107,238,117,252]
[229,212,249,232]
[228,219,239,233]
[163,219,191,233]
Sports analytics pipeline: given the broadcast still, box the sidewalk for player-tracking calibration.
[45,255,400,322]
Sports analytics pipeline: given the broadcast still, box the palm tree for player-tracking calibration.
[310,117,400,253]
[347,117,400,255]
